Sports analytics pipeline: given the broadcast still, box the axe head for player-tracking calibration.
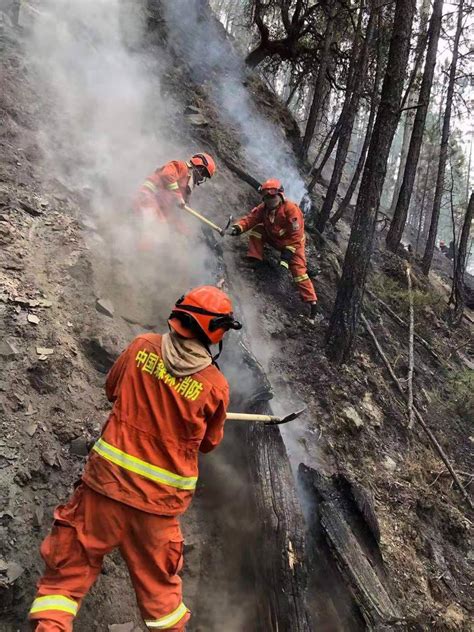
[220,215,233,236]
[265,406,307,426]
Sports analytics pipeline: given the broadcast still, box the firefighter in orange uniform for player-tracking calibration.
[231,179,318,320]
[133,153,216,236]
[29,286,241,632]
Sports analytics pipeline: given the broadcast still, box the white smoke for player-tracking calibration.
[162,0,307,202]
[25,0,215,322]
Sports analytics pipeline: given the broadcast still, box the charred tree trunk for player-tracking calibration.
[246,424,313,630]
[450,192,474,325]
[316,8,375,234]
[326,0,416,364]
[331,20,385,226]
[301,7,335,161]
[422,0,465,275]
[386,0,430,218]
[386,0,443,251]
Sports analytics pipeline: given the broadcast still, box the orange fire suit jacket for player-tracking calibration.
[135,160,192,224]
[235,200,306,251]
[82,333,229,516]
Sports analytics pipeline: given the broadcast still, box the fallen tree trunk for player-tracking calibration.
[246,422,313,631]
[320,503,400,627]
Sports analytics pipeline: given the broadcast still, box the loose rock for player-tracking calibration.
[0,339,19,358]
[27,313,40,324]
[342,405,364,429]
[70,437,89,457]
[95,297,115,318]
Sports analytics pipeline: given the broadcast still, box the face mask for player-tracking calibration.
[264,195,281,210]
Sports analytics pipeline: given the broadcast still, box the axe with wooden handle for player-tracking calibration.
[226,407,306,426]
[182,204,232,237]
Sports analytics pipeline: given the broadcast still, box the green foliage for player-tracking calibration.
[437,370,474,424]
[371,273,444,317]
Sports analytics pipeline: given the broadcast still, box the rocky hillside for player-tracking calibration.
[0,3,472,631]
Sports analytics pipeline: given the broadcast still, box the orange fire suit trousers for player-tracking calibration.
[29,484,190,631]
[247,224,317,303]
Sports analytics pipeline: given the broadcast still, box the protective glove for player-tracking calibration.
[230,225,242,236]
[177,199,186,209]
[279,248,293,269]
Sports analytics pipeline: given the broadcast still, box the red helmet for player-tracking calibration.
[190,153,216,179]
[259,178,284,198]
[169,285,241,345]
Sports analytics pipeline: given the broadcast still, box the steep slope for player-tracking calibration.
[0,2,472,632]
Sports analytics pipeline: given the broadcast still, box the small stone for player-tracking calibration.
[25,403,36,416]
[25,422,38,437]
[38,299,52,308]
[42,449,59,468]
[70,437,89,457]
[6,561,24,583]
[361,392,383,426]
[28,314,40,325]
[383,456,397,472]
[187,112,208,126]
[36,347,54,356]
[342,405,364,429]
[33,506,44,528]
[108,623,135,632]
[0,339,19,358]
[0,559,8,573]
[95,298,115,318]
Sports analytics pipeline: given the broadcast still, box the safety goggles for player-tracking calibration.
[174,301,242,333]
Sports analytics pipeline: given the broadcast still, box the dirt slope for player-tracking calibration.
[0,4,473,632]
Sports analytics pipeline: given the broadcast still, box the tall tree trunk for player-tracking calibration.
[316,9,376,233]
[450,192,474,325]
[326,0,416,364]
[386,0,443,251]
[331,17,385,226]
[386,0,431,217]
[301,7,335,160]
[422,0,465,275]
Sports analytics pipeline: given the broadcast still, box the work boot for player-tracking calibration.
[308,302,323,324]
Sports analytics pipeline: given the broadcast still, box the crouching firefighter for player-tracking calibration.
[29,286,241,631]
[133,153,216,242]
[230,179,318,320]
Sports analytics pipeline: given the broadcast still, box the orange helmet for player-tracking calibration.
[259,178,285,198]
[169,285,242,345]
[190,153,216,179]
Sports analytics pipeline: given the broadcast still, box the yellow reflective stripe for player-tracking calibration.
[278,228,286,236]
[93,439,197,491]
[280,260,289,269]
[145,602,189,629]
[143,180,157,193]
[165,182,180,191]
[248,230,262,239]
[30,595,78,616]
[285,245,296,253]
[294,273,309,283]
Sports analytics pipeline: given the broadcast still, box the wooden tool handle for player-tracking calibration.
[226,412,277,422]
[182,204,223,234]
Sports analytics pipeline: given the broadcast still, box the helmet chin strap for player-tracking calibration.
[205,340,223,367]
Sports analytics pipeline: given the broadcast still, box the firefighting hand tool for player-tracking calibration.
[230,225,242,236]
[182,204,232,237]
[226,406,306,426]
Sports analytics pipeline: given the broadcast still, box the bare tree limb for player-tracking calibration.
[361,313,474,511]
